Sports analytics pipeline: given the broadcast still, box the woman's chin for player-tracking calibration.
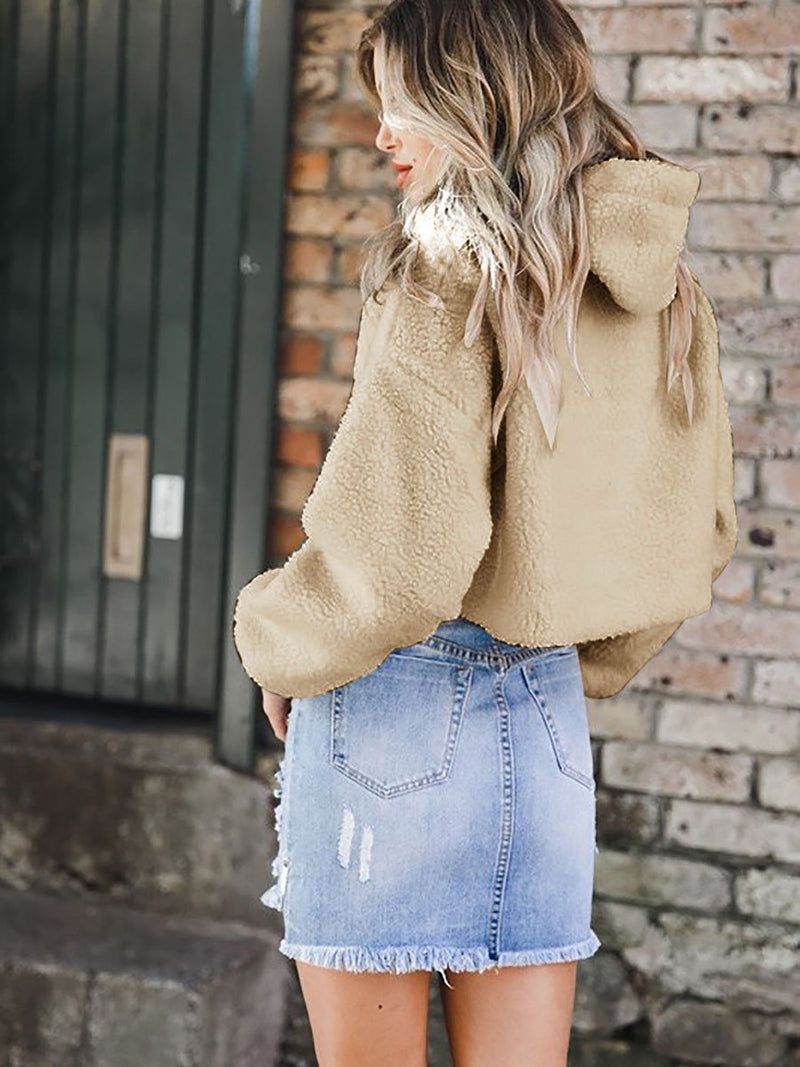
[404,180,436,206]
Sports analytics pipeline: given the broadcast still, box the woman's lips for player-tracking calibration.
[392,162,412,188]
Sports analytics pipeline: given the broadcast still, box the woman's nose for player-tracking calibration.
[375,118,397,153]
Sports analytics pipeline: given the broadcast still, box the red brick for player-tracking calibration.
[736,458,757,507]
[292,99,379,148]
[297,11,372,54]
[634,56,788,104]
[722,361,767,406]
[279,334,324,376]
[634,645,746,702]
[701,105,800,153]
[759,559,800,610]
[339,54,365,103]
[278,376,353,422]
[772,364,800,406]
[330,331,358,377]
[761,459,800,509]
[337,146,395,191]
[621,103,698,149]
[689,204,800,252]
[274,466,319,512]
[727,408,800,459]
[268,511,306,559]
[335,243,366,285]
[704,6,800,54]
[670,153,770,200]
[688,253,766,302]
[573,7,697,55]
[283,284,362,330]
[772,256,800,301]
[294,55,339,103]
[277,424,326,468]
[289,149,331,192]
[286,193,394,237]
[716,302,800,356]
[284,237,333,283]
[593,56,630,102]
[711,557,755,605]
[680,600,800,657]
[776,161,800,202]
[752,657,800,707]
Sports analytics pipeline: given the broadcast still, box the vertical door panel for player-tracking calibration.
[218,0,296,768]
[100,0,162,700]
[2,0,50,685]
[143,0,205,706]
[34,0,80,690]
[62,0,119,693]
[184,0,249,709]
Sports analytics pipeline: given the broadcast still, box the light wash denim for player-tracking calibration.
[260,617,601,979]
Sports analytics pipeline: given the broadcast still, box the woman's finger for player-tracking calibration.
[260,688,291,742]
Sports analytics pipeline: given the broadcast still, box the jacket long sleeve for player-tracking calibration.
[233,267,496,698]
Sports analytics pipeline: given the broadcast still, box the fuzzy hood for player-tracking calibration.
[581,156,701,315]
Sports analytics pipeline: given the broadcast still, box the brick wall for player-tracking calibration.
[275,2,800,1062]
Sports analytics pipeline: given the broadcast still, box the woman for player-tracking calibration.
[233,0,738,1062]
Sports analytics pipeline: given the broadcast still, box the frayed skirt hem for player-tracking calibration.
[274,929,601,976]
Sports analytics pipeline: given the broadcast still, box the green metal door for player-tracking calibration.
[0,0,294,770]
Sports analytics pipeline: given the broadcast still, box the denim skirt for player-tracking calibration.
[259,617,601,979]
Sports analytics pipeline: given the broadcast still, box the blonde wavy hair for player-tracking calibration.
[353,0,698,450]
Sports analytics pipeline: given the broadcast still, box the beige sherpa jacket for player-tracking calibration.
[233,156,738,700]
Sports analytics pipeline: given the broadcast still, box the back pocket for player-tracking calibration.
[521,648,595,792]
[330,651,473,798]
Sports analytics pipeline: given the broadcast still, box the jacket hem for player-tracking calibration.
[271,930,602,975]
[459,593,711,651]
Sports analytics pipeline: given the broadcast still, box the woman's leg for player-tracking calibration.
[440,960,578,1067]
[295,960,432,1067]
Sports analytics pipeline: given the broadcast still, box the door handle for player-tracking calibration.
[103,433,149,580]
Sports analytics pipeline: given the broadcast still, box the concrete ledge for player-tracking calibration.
[0,886,288,1067]
[0,717,281,926]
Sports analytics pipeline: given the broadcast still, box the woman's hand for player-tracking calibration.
[261,688,292,743]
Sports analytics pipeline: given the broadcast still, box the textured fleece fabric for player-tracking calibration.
[233,155,738,700]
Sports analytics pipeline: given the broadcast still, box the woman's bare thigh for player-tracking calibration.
[295,960,432,1067]
[440,960,579,1067]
